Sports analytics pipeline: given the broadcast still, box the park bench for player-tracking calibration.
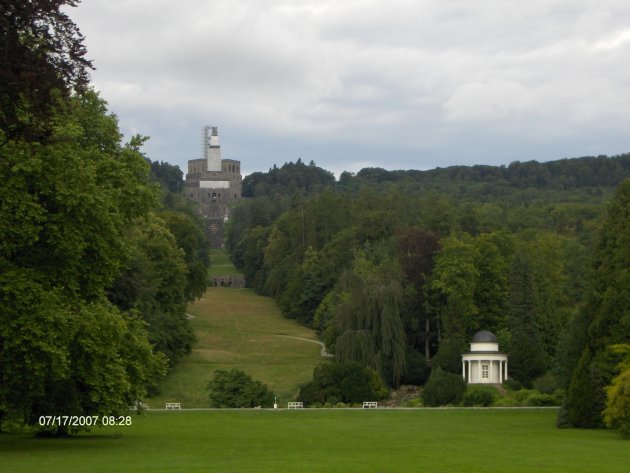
[287,402,304,409]
[165,402,181,410]
[362,402,378,409]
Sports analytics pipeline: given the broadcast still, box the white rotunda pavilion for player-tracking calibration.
[462,330,508,384]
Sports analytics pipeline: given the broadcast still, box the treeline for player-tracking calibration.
[0,1,207,432]
[350,154,630,197]
[226,156,630,432]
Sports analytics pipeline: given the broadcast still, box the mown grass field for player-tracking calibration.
[2,409,628,473]
[148,286,325,407]
[207,248,244,277]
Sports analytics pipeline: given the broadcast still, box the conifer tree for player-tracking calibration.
[508,251,547,387]
[564,179,630,427]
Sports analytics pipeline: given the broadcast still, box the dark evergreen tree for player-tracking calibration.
[508,251,547,387]
[564,179,630,428]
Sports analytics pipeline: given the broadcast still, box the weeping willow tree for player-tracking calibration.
[334,271,407,386]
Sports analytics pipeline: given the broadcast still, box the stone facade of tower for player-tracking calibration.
[184,127,242,247]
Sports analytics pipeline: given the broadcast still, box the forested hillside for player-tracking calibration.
[226,156,630,429]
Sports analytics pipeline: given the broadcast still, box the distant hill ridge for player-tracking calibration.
[243,153,630,199]
[354,153,630,189]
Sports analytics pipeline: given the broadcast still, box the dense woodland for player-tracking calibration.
[1,0,629,437]
[0,1,207,432]
[227,156,630,431]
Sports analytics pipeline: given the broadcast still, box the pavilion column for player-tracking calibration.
[498,361,503,383]
[478,360,482,382]
[468,360,472,382]
[489,360,493,383]
[462,360,466,380]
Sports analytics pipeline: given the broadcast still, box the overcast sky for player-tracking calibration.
[66,0,630,177]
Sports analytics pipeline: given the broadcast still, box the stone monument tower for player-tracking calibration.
[184,126,242,247]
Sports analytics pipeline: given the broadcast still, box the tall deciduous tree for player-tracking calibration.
[429,234,480,340]
[0,91,167,431]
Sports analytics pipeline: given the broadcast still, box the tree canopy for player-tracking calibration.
[0,2,208,431]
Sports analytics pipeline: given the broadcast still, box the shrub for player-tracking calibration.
[526,393,559,406]
[207,369,275,408]
[462,387,496,407]
[493,397,520,407]
[603,345,630,437]
[604,368,630,437]
[298,362,388,406]
[512,389,537,404]
[533,372,560,394]
[421,367,466,407]
[502,378,522,391]
[401,348,429,386]
[405,398,424,408]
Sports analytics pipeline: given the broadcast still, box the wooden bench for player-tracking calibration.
[362,401,378,409]
[165,402,181,410]
[287,402,304,409]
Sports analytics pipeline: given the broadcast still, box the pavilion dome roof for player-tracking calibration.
[471,330,498,343]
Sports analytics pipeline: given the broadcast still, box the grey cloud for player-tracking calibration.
[67,0,630,174]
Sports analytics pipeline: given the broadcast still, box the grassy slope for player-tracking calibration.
[207,248,243,277]
[2,410,628,473]
[148,285,325,407]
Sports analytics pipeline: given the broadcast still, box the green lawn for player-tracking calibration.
[1,409,627,473]
[207,248,243,277]
[148,287,325,407]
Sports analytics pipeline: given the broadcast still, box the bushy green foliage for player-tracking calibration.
[0,13,203,427]
[297,362,388,406]
[401,348,429,385]
[333,274,407,386]
[207,369,275,408]
[0,90,172,431]
[525,393,559,407]
[159,210,210,301]
[493,397,520,407]
[107,214,195,366]
[533,372,560,394]
[502,378,522,391]
[603,345,630,437]
[430,338,467,375]
[149,160,184,193]
[462,387,496,407]
[421,368,466,407]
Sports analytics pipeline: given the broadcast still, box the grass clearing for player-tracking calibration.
[207,248,243,277]
[2,409,628,473]
[148,287,324,407]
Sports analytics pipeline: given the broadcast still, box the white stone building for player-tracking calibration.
[461,330,508,384]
